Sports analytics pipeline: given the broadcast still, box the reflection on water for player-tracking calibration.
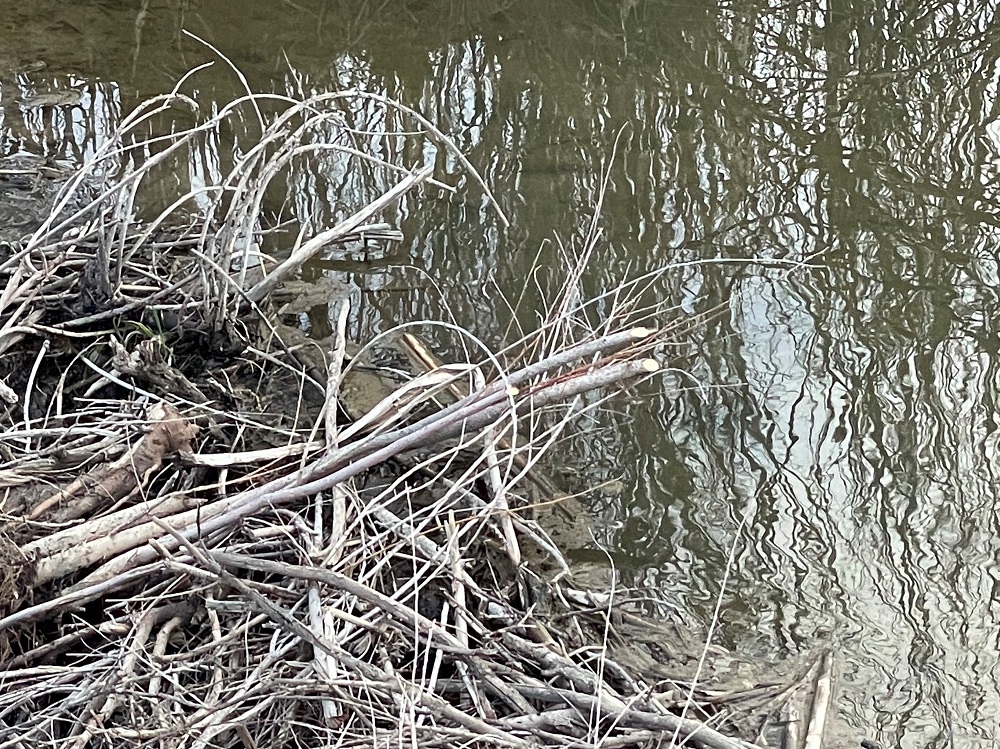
[3,1,1000,745]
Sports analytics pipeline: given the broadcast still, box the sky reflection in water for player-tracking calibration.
[2,1,1000,745]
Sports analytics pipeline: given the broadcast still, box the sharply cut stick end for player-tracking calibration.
[641,358,661,373]
[629,326,657,338]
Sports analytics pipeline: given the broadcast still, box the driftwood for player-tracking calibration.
[26,402,198,522]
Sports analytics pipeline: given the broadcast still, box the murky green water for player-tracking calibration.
[4,1,1000,745]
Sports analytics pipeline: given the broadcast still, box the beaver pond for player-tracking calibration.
[2,2,999,748]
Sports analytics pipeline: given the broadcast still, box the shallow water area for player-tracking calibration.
[2,2,1000,747]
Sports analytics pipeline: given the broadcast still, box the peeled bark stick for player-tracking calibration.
[21,471,286,563]
[496,327,656,393]
[447,511,482,712]
[803,650,833,749]
[245,166,433,304]
[0,563,164,631]
[324,299,351,448]
[58,357,658,591]
[401,333,561,498]
[339,326,659,465]
[782,696,802,749]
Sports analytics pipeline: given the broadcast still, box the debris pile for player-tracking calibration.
[0,80,829,749]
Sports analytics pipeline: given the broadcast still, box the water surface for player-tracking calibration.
[3,2,999,746]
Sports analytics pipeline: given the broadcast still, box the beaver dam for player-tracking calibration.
[0,74,835,748]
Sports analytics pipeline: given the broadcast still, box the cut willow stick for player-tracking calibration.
[0,563,164,631]
[244,165,433,304]
[783,696,802,749]
[446,510,486,715]
[803,650,833,749]
[37,343,657,593]
[181,440,323,468]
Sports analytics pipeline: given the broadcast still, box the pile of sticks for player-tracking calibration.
[0,71,820,749]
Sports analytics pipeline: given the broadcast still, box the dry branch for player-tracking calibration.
[26,402,197,521]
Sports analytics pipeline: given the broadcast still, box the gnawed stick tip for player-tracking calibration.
[629,326,657,338]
